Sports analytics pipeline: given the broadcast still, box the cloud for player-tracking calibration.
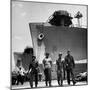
[17,3,23,8]
[14,36,22,40]
[21,12,27,17]
[12,3,23,8]
[12,3,16,7]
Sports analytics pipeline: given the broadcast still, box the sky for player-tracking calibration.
[12,1,87,68]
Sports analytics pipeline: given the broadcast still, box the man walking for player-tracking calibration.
[42,53,52,87]
[65,50,76,85]
[28,56,39,88]
[56,52,63,86]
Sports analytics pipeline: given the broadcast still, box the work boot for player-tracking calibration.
[68,82,70,85]
[58,81,60,86]
[31,85,33,88]
[73,81,76,85]
[35,84,37,88]
[49,84,52,87]
[49,82,52,87]
[46,81,48,86]
[61,82,63,86]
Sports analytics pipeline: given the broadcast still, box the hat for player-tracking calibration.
[67,50,70,52]
[59,52,62,55]
[45,53,49,56]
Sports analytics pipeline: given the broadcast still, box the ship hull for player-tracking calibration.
[30,23,87,63]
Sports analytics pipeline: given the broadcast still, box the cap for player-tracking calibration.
[59,52,62,55]
[45,52,49,56]
[67,50,70,52]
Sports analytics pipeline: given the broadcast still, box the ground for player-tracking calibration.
[12,80,87,90]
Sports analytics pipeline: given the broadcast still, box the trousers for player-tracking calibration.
[28,69,38,88]
[57,70,63,86]
[44,68,52,86]
[66,68,75,85]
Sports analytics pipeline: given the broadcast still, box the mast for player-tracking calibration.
[74,11,83,27]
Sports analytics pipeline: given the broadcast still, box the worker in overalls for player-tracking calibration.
[65,50,76,85]
[56,52,63,86]
[28,56,39,88]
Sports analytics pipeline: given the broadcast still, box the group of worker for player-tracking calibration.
[28,50,76,88]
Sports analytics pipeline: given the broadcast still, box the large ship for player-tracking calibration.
[29,10,87,64]
[12,10,87,81]
[29,11,87,80]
